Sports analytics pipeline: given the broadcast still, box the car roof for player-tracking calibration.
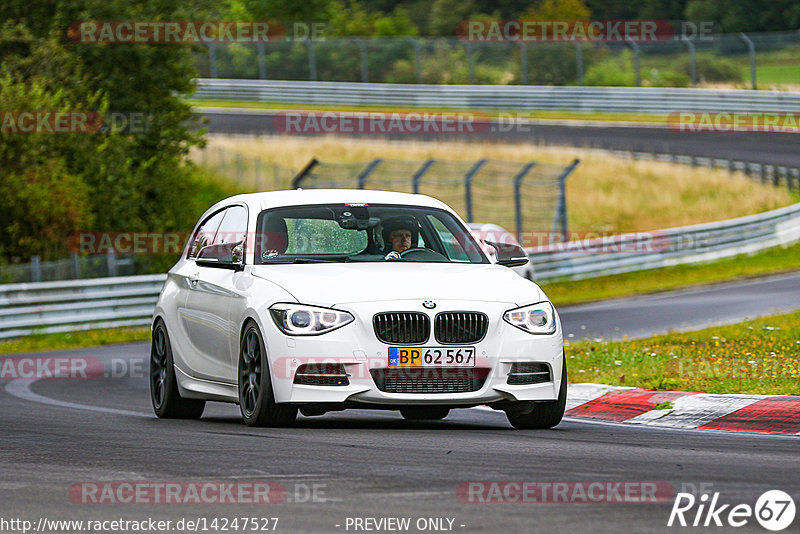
[218,189,451,212]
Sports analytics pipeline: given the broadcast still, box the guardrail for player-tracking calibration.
[0,275,166,340]
[1,201,799,338]
[530,202,800,281]
[604,150,800,194]
[195,79,800,114]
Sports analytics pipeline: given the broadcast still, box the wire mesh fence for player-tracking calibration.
[0,253,136,284]
[293,157,580,246]
[194,146,297,191]
[194,31,800,89]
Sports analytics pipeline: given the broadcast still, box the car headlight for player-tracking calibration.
[503,301,557,335]
[269,303,354,335]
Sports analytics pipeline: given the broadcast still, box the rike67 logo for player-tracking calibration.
[668,490,796,531]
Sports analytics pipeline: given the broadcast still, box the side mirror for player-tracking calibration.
[484,240,528,267]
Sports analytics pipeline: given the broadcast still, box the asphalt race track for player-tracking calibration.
[558,271,800,340]
[199,108,800,168]
[1,112,798,533]
[2,278,799,533]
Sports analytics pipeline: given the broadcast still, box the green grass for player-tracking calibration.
[0,327,150,355]
[189,98,669,124]
[752,64,800,86]
[566,310,800,395]
[541,241,800,307]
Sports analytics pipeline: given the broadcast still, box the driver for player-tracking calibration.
[381,216,420,254]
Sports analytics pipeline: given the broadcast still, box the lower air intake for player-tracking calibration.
[370,367,489,394]
[507,362,551,385]
[294,363,350,386]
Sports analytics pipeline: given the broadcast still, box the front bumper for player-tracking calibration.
[262,299,564,406]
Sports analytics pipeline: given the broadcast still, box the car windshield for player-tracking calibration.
[254,203,489,264]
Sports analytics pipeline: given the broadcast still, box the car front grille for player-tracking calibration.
[373,312,430,344]
[370,367,489,394]
[434,312,489,344]
[506,362,551,385]
[293,363,350,386]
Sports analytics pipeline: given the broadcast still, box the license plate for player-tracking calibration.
[388,347,476,367]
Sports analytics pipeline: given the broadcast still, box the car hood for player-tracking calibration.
[251,262,543,306]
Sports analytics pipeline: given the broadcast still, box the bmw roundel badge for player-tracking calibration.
[422,300,436,309]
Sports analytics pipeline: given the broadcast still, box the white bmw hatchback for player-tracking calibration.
[150,189,566,429]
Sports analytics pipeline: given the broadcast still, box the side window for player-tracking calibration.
[212,206,248,263]
[428,215,470,262]
[188,209,226,259]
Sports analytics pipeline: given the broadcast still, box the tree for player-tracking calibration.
[685,0,800,32]
[0,0,213,264]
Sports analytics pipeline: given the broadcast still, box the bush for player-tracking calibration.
[583,51,637,86]
[649,69,691,87]
[671,55,742,83]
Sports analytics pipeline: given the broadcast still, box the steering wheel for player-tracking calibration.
[398,247,449,262]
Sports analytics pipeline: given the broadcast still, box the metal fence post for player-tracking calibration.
[354,38,368,82]
[556,159,580,242]
[513,162,537,245]
[681,36,696,87]
[574,41,583,86]
[257,42,267,79]
[208,43,218,78]
[407,37,422,84]
[412,159,436,194]
[625,37,641,86]
[30,255,41,283]
[106,251,117,277]
[357,159,383,189]
[304,38,317,81]
[519,42,528,84]
[464,159,487,223]
[292,158,319,188]
[739,33,756,89]
[70,253,80,279]
[465,42,475,84]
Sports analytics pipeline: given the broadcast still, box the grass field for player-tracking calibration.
[196,136,796,237]
[542,241,800,306]
[0,327,150,355]
[566,310,800,395]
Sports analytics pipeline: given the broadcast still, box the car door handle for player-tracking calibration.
[189,273,200,287]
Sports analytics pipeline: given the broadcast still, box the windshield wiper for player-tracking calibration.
[261,258,340,264]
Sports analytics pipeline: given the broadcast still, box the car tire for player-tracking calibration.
[238,321,297,427]
[505,353,567,430]
[400,407,450,420]
[150,319,206,419]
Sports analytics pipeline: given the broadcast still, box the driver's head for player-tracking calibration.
[382,216,419,253]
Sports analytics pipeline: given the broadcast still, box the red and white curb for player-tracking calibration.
[567,383,800,435]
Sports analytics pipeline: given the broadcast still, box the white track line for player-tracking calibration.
[4,379,150,417]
